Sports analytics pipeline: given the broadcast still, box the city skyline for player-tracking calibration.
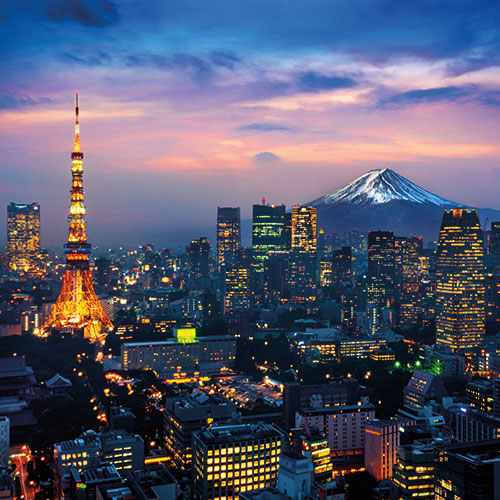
[2,1,500,247]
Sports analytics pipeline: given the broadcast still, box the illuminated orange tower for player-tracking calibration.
[42,94,113,343]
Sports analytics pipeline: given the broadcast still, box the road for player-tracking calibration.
[10,445,37,500]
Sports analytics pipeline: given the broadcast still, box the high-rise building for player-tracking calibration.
[291,205,317,254]
[391,441,435,500]
[367,231,396,307]
[364,419,414,481]
[264,251,289,302]
[224,266,251,314]
[164,393,236,473]
[42,95,113,343]
[395,236,422,294]
[435,209,485,355]
[289,206,317,304]
[192,422,284,500]
[332,247,352,297]
[283,379,361,430]
[297,401,375,458]
[252,202,286,273]
[7,202,40,273]
[0,417,9,469]
[289,252,317,304]
[300,427,333,483]
[490,221,500,272]
[95,256,112,290]
[284,212,292,251]
[319,258,333,287]
[434,440,500,500]
[187,237,210,288]
[485,272,500,322]
[217,207,241,270]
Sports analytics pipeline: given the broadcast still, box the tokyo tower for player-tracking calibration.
[42,94,113,343]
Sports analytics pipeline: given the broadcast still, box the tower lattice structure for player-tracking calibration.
[42,94,113,343]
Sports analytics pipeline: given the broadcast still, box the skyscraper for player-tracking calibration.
[291,205,317,254]
[224,266,251,313]
[42,94,113,343]
[289,206,317,304]
[264,251,289,302]
[435,209,485,355]
[367,231,396,307]
[186,237,210,289]
[395,236,422,293]
[252,202,286,273]
[7,202,40,273]
[216,207,241,270]
[490,221,500,273]
[332,246,352,298]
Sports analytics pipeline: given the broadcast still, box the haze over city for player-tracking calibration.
[2,0,500,247]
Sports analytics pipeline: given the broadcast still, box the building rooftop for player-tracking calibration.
[45,373,72,389]
[110,407,135,419]
[55,430,101,450]
[438,439,500,464]
[127,464,177,500]
[405,370,448,399]
[99,431,142,444]
[240,487,294,500]
[123,335,235,348]
[196,422,284,445]
[73,463,122,483]
[170,391,232,409]
[0,357,34,378]
[367,418,411,429]
[302,401,375,413]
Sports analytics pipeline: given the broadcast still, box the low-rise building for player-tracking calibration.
[54,431,102,485]
[403,371,448,409]
[100,431,144,473]
[296,401,375,457]
[127,463,178,500]
[276,451,314,499]
[121,335,236,377]
[69,464,124,500]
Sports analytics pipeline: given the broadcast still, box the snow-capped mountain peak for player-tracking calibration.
[314,168,460,207]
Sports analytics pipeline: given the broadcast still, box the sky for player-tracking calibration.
[1,0,500,249]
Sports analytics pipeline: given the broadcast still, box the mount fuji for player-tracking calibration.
[309,169,500,242]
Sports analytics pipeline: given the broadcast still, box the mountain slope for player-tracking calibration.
[309,169,497,242]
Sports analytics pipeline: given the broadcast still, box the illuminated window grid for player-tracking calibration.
[193,433,282,499]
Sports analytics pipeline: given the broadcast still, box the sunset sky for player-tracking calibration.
[2,0,500,248]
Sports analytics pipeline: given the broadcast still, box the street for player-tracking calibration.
[10,445,37,500]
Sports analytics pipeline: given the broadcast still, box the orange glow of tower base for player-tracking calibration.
[42,94,113,343]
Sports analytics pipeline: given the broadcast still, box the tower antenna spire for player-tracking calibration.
[74,92,80,152]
